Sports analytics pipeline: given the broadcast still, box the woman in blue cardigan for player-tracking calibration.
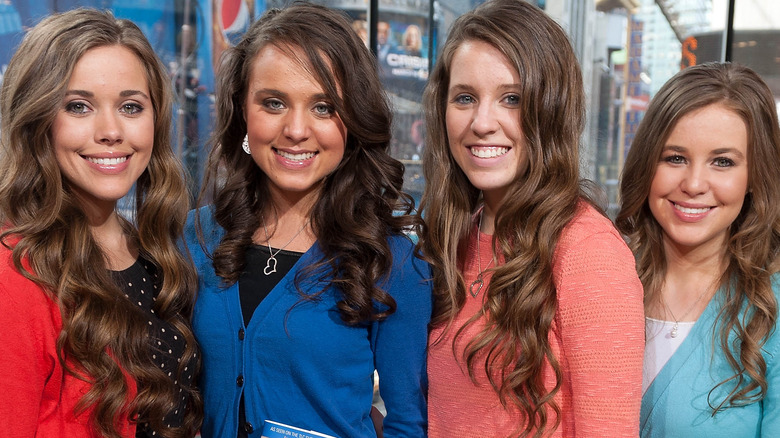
[617,62,780,436]
[185,4,431,438]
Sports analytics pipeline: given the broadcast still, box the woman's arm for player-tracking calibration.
[372,236,433,438]
[554,221,645,436]
[0,276,58,436]
[760,276,780,436]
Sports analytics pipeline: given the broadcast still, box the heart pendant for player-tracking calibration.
[469,276,484,298]
[264,256,278,276]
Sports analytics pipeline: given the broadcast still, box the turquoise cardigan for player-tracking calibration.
[641,275,780,437]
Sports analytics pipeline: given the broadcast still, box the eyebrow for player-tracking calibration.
[447,83,520,94]
[64,89,150,100]
[120,90,150,99]
[662,145,746,159]
[252,89,332,103]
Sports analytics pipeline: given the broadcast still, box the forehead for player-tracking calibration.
[68,45,149,90]
[447,40,518,85]
[664,103,748,154]
[247,44,340,95]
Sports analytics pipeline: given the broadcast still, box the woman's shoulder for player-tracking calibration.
[760,273,780,367]
[556,201,629,258]
[386,232,415,253]
[386,232,427,267]
[552,201,640,296]
[184,205,223,246]
[185,205,216,230]
[384,232,432,294]
[561,201,618,239]
[772,272,780,296]
[0,243,59,320]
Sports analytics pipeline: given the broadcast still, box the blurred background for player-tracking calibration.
[1,0,777,217]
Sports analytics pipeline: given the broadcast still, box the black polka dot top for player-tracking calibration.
[112,258,196,437]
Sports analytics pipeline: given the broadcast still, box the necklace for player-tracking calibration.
[662,287,711,338]
[261,214,309,276]
[469,209,494,298]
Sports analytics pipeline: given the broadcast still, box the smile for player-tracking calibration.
[274,148,317,161]
[673,203,711,214]
[470,146,509,158]
[85,156,128,165]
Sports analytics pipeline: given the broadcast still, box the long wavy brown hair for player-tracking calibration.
[198,2,418,324]
[417,0,591,436]
[617,62,780,412]
[0,9,202,437]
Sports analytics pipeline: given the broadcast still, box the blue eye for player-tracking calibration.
[313,102,334,117]
[453,94,475,105]
[264,99,285,111]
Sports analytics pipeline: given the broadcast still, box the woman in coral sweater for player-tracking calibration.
[417,1,645,436]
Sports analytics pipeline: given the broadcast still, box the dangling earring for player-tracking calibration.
[242,134,251,154]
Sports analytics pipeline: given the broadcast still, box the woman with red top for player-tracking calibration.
[0,9,201,437]
[417,0,645,436]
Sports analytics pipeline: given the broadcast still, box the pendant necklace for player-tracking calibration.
[469,209,494,298]
[662,287,710,338]
[261,214,310,276]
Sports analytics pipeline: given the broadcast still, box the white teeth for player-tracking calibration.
[470,146,509,158]
[86,156,127,165]
[276,149,316,161]
[674,204,710,214]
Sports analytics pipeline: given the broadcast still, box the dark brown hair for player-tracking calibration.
[617,62,780,412]
[418,0,589,435]
[200,2,418,324]
[0,9,201,437]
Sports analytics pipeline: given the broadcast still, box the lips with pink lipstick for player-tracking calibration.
[82,153,132,174]
[273,147,317,168]
[671,201,713,221]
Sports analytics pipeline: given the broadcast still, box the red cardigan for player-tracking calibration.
[0,244,136,437]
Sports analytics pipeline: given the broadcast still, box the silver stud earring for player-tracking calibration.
[242,134,251,154]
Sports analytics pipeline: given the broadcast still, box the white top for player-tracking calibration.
[642,317,696,394]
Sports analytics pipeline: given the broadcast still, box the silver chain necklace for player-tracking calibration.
[662,287,710,338]
[261,214,309,276]
[469,209,494,298]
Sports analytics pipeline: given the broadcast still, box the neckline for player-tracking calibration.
[645,316,696,325]
[250,244,304,256]
[110,257,142,274]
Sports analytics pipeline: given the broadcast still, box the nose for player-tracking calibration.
[471,102,500,137]
[283,109,311,143]
[95,110,123,145]
[680,165,709,196]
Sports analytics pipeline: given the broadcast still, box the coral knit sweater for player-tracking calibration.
[0,243,136,437]
[428,203,645,437]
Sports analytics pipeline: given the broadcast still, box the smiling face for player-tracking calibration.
[649,103,749,256]
[445,40,527,209]
[244,44,348,207]
[52,45,154,212]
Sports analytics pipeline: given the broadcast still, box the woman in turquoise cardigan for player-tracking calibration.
[617,62,780,436]
[186,4,431,437]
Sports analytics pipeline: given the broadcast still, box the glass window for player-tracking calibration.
[1,0,777,214]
